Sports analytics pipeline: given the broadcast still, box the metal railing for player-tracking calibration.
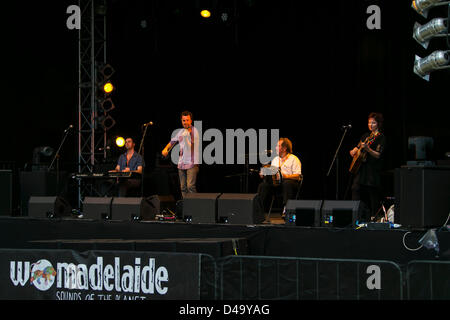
[215,255,404,300]
[406,260,450,300]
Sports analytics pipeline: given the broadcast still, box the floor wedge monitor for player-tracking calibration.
[285,200,323,227]
[183,193,222,223]
[218,193,264,225]
[322,200,361,228]
[111,197,160,221]
[28,196,72,218]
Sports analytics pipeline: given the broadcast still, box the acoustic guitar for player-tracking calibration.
[349,131,380,174]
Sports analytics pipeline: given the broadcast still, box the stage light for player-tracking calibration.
[100,97,115,113]
[413,18,448,49]
[100,114,116,131]
[103,82,114,94]
[201,9,211,18]
[115,136,125,147]
[99,63,115,80]
[412,0,447,18]
[408,136,434,165]
[32,146,55,171]
[414,50,450,81]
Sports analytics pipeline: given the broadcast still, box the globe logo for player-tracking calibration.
[30,259,56,291]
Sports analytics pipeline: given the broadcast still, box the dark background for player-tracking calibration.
[1,0,449,211]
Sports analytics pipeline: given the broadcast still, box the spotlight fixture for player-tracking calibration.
[103,82,114,94]
[412,1,450,80]
[100,114,116,131]
[414,50,450,81]
[413,18,448,49]
[115,136,125,148]
[412,0,447,18]
[200,9,211,18]
[99,63,115,79]
[100,97,115,113]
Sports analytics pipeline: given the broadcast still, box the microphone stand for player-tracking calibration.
[326,126,350,200]
[48,127,72,195]
[138,124,150,197]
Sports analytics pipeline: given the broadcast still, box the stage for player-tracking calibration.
[1,214,450,300]
[1,214,449,264]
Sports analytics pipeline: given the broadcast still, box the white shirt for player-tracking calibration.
[170,126,200,168]
[271,154,302,177]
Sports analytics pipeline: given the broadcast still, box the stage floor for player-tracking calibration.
[0,215,449,265]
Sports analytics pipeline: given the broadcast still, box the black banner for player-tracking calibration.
[1,249,200,300]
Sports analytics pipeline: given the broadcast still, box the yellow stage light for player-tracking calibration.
[200,10,211,18]
[115,137,125,147]
[103,82,114,94]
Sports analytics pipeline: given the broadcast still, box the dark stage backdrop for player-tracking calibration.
[1,0,449,208]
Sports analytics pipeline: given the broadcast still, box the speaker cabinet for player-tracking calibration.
[285,200,323,227]
[183,193,222,223]
[157,195,176,214]
[20,171,58,216]
[111,197,159,221]
[0,170,12,216]
[28,196,72,218]
[395,166,450,228]
[321,200,361,228]
[218,193,264,225]
[83,197,113,220]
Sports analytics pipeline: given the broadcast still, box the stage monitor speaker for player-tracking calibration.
[157,194,176,214]
[395,167,450,228]
[321,200,360,228]
[285,200,323,227]
[83,197,113,220]
[111,197,160,221]
[183,193,222,223]
[0,170,12,216]
[218,193,264,225]
[28,196,72,218]
[20,171,58,216]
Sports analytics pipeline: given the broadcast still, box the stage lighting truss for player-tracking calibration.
[412,1,450,80]
[96,61,116,130]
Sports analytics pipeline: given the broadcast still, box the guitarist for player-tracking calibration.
[349,112,386,222]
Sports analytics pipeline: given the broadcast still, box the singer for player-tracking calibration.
[349,112,386,221]
[257,138,302,216]
[161,111,200,198]
[110,137,144,196]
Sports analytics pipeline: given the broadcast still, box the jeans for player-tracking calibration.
[178,165,199,198]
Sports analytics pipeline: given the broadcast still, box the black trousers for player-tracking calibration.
[118,178,142,197]
[351,173,381,221]
[257,178,299,213]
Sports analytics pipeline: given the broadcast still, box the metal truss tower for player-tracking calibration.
[77,0,107,207]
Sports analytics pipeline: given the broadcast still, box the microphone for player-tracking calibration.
[342,124,352,129]
[64,125,74,133]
